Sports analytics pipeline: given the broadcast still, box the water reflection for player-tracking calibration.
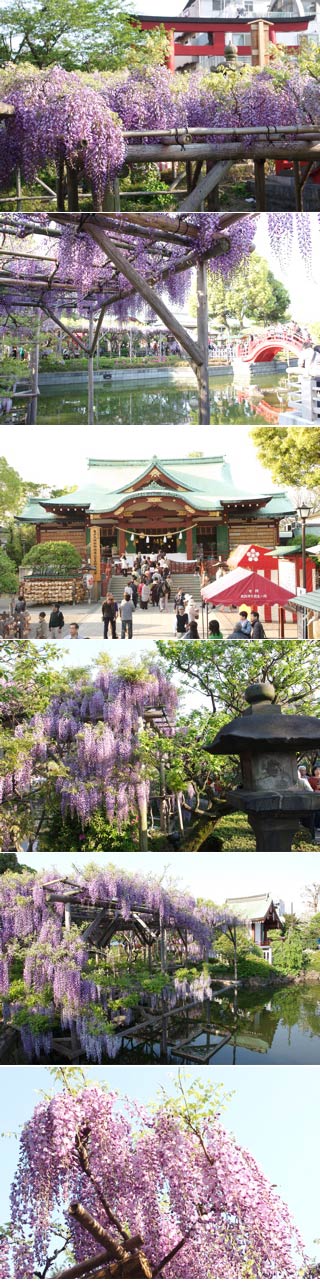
[117,984,320,1066]
[35,373,288,425]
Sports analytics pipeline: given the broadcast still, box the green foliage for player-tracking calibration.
[158,1074,233,1140]
[0,548,17,595]
[120,164,174,210]
[306,951,320,973]
[43,804,140,851]
[0,0,169,71]
[0,456,42,523]
[251,426,320,490]
[205,252,290,327]
[268,926,306,975]
[22,540,82,575]
[4,522,35,570]
[302,913,320,951]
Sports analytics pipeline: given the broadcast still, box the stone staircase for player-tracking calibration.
[106,572,202,605]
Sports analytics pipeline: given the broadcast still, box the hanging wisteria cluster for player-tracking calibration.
[0,664,177,839]
[0,866,240,1062]
[4,1082,305,1277]
[0,209,258,328]
[0,208,318,336]
[1,61,320,203]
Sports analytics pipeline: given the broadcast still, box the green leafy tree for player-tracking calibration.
[268,926,306,975]
[0,548,17,595]
[251,426,320,490]
[0,0,169,71]
[4,521,35,569]
[0,640,71,722]
[302,913,320,951]
[206,253,290,328]
[22,540,82,575]
[0,456,42,524]
[156,640,320,716]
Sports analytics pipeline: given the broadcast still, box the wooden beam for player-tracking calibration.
[83,216,205,370]
[179,160,232,212]
[126,141,320,163]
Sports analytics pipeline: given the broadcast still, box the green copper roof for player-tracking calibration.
[16,457,294,524]
[15,500,57,524]
[225,894,276,921]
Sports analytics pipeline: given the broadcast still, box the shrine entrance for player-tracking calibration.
[134,532,178,554]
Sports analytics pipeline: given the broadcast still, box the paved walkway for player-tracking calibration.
[7,601,298,641]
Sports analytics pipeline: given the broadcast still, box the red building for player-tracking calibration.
[136,11,313,69]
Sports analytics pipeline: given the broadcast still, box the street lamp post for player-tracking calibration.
[297,501,310,639]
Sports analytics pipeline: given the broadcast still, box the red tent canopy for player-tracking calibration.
[228,543,279,571]
[201,566,293,607]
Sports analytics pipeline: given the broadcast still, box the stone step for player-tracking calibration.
[107,572,202,604]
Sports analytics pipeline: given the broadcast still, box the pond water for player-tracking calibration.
[118,983,320,1066]
[35,371,289,425]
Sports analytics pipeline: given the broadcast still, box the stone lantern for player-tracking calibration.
[207,682,320,851]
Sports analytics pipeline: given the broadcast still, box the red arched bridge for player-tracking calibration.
[235,327,305,364]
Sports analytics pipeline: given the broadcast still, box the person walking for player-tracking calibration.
[174,587,185,611]
[120,589,135,639]
[121,553,129,576]
[69,622,80,638]
[14,589,26,638]
[49,603,64,637]
[141,581,150,611]
[250,610,266,639]
[35,611,48,638]
[102,593,118,639]
[175,605,189,635]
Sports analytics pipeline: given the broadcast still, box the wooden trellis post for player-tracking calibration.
[27,309,40,425]
[84,216,210,425]
[196,261,210,424]
[160,924,167,970]
[88,313,94,425]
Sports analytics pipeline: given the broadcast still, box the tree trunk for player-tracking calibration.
[56,159,65,211]
[66,165,79,211]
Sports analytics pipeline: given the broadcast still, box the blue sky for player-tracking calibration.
[0,1065,318,1258]
[28,849,320,916]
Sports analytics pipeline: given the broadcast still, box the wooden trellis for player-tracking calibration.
[0,210,246,423]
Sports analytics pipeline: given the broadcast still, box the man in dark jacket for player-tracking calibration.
[250,610,266,639]
[102,593,118,639]
[49,603,64,636]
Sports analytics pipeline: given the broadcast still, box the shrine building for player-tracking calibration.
[17,454,295,594]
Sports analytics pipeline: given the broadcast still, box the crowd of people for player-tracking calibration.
[0,592,81,640]
[0,580,268,644]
